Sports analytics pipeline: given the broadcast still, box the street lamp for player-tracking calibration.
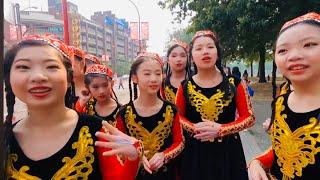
[128,0,141,52]
[14,3,38,40]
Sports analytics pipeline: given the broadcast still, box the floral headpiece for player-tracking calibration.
[23,33,71,60]
[85,54,101,64]
[169,39,188,51]
[281,12,320,32]
[85,64,113,77]
[69,46,86,59]
[135,52,164,67]
[191,30,217,43]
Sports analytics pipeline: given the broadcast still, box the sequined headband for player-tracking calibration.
[85,54,101,64]
[69,46,86,59]
[281,12,320,32]
[23,34,71,60]
[135,52,164,67]
[170,39,188,51]
[191,30,217,43]
[85,64,113,77]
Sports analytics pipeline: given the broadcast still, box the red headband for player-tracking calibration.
[23,33,71,60]
[281,12,320,31]
[69,46,86,59]
[85,54,101,64]
[85,64,113,77]
[170,39,188,51]
[191,30,217,43]
[135,52,164,67]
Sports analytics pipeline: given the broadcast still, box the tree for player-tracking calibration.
[159,0,320,82]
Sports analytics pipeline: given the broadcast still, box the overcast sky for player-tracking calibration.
[4,0,191,56]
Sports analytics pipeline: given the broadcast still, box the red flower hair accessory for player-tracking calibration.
[135,52,164,67]
[85,64,113,77]
[281,12,320,32]
[85,54,101,64]
[191,30,217,43]
[23,34,71,60]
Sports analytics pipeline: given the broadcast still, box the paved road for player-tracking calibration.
[4,79,272,163]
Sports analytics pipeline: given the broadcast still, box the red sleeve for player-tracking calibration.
[97,127,140,180]
[255,146,274,170]
[218,81,255,137]
[115,114,126,133]
[163,113,185,163]
[175,85,195,134]
[75,99,86,113]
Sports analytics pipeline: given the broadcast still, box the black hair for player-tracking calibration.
[188,33,235,101]
[3,40,75,178]
[269,20,320,130]
[84,73,119,103]
[232,66,241,79]
[164,44,191,85]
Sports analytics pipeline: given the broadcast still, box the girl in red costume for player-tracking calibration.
[176,30,255,180]
[116,52,184,179]
[75,64,120,126]
[248,12,320,180]
[4,34,142,180]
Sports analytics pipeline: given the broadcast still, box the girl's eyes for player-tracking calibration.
[277,49,287,54]
[47,65,60,69]
[304,42,317,48]
[15,65,29,69]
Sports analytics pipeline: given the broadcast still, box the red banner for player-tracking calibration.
[130,22,149,40]
[141,22,149,40]
[129,22,138,40]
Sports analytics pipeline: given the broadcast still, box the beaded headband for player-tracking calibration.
[169,39,188,51]
[281,12,320,32]
[135,52,164,67]
[23,34,71,60]
[69,46,86,59]
[191,30,217,43]
[85,54,101,64]
[85,64,113,77]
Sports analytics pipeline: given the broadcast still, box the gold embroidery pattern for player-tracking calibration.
[8,126,95,180]
[280,82,289,96]
[52,126,94,179]
[164,130,185,163]
[272,97,320,179]
[125,105,174,160]
[86,97,96,116]
[164,86,176,104]
[7,154,41,180]
[218,81,255,137]
[187,81,232,122]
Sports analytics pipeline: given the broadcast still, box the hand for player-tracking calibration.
[142,155,152,174]
[248,159,269,180]
[149,152,165,171]
[262,118,271,131]
[193,120,221,141]
[95,121,140,161]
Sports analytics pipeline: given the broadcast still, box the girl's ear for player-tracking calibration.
[131,74,138,84]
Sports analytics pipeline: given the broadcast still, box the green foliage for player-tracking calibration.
[114,57,131,76]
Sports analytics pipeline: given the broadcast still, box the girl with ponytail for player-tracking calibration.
[4,34,142,179]
[116,52,184,179]
[248,12,320,180]
[175,30,255,180]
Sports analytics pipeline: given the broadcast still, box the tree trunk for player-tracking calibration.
[272,60,277,99]
[250,60,253,77]
[258,46,267,83]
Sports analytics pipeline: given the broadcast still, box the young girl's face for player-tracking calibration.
[191,36,218,70]
[168,46,187,72]
[133,59,163,95]
[10,46,68,108]
[88,76,113,102]
[275,23,320,83]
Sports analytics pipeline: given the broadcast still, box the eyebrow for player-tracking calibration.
[13,58,60,64]
[277,36,320,47]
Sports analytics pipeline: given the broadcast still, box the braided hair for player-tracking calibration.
[3,40,75,178]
